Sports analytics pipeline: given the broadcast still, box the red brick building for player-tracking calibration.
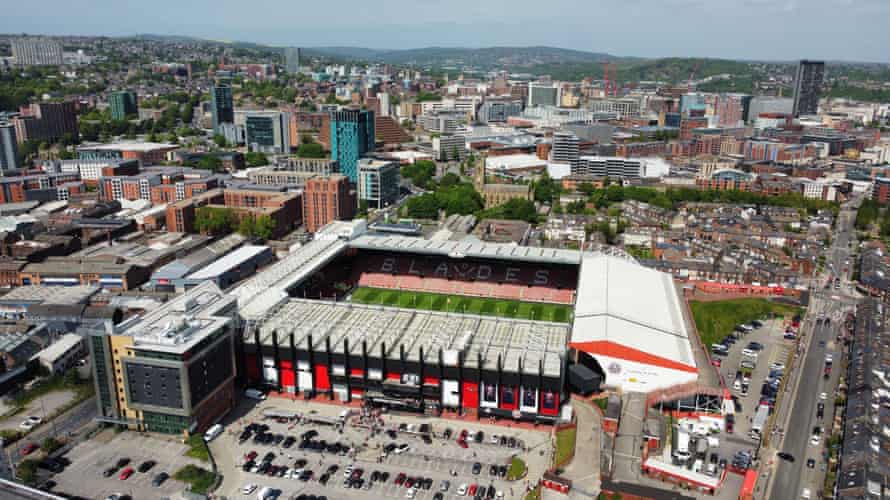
[302,175,355,233]
[165,188,301,238]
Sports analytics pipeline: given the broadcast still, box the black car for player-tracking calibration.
[498,465,507,477]
[443,428,453,439]
[487,485,496,498]
[499,436,507,446]
[40,480,56,491]
[422,435,432,444]
[472,462,482,474]
[489,464,498,476]
[319,472,330,485]
[262,452,275,463]
[138,460,156,473]
[326,464,338,473]
[151,472,169,487]
[433,494,444,500]
[475,431,484,443]
[38,459,63,473]
[807,458,816,469]
[387,429,398,439]
[379,471,390,482]
[303,430,319,440]
[283,436,296,448]
[242,460,255,472]
[507,437,516,448]
[423,477,433,490]
[102,467,117,478]
[238,431,252,444]
[115,458,130,469]
[273,434,285,445]
[817,402,825,419]
[746,341,764,351]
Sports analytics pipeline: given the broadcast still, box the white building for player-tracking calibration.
[432,134,467,161]
[575,156,671,180]
[11,37,62,66]
[35,333,87,375]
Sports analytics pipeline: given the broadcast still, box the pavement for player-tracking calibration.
[559,400,601,497]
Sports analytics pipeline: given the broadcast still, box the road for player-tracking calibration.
[768,199,860,500]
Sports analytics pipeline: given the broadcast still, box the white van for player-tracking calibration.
[244,389,266,400]
[204,423,223,442]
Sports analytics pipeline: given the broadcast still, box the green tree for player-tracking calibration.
[357,199,369,217]
[196,155,224,173]
[245,152,268,167]
[237,216,256,238]
[40,437,63,454]
[212,134,228,148]
[254,215,276,240]
[439,172,461,188]
[296,142,325,158]
[405,193,441,219]
[195,207,236,236]
[401,160,437,190]
[481,198,538,223]
[534,172,560,204]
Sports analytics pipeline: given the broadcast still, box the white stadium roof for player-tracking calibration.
[570,253,697,391]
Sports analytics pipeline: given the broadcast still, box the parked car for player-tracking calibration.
[19,416,42,430]
[138,460,156,473]
[118,468,134,480]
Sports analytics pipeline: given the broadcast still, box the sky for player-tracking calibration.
[3,0,890,62]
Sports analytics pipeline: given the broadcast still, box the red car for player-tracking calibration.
[469,484,478,496]
[245,451,258,461]
[457,438,468,449]
[21,443,38,455]
[395,473,406,485]
[711,358,722,368]
[119,467,134,480]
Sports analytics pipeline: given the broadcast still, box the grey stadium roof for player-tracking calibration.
[349,234,582,266]
[251,299,568,377]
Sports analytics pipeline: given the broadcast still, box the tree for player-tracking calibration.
[40,437,63,454]
[245,152,268,168]
[439,172,461,188]
[196,155,224,173]
[296,142,325,158]
[357,199,369,218]
[405,193,441,219]
[483,198,538,223]
[254,215,276,240]
[212,134,228,148]
[401,160,436,190]
[534,172,560,204]
[195,207,235,236]
[237,216,256,238]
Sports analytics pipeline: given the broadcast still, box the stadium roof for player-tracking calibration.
[350,234,581,266]
[570,253,697,376]
[234,220,365,320]
[252,299,568,377]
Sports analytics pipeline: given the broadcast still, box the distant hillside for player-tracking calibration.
[306,45,624,69]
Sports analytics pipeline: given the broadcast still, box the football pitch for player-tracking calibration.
[349,287,573,323]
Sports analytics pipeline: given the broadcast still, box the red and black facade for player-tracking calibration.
[237,329,566,423]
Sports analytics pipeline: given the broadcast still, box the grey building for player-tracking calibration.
[551,132,580,168]
[11,37,62,66]
[792,60,825,117]
[0,123,18,173]
[527,83,558,108]
[358,159,400,209]
[211,84,234,132]
[245,111,290,154]
[284,47,302,74]
[747,96,794,122]
[478,100,523,123]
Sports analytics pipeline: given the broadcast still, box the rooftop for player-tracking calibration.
[0,285,100,306]
[78,141,178,152]
[186,245,270,281]
[35,333,84,363]
[252,299,568,376]
[349,234,581,266]
[114,281,235,355]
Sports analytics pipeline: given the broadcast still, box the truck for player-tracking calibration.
[750,404,770,440]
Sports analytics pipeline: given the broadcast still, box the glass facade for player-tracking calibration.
[330,109,375,183]
[142,411,189,434]
[91,335,115,417]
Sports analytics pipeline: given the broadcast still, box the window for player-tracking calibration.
[542,391,556,409]
[522,387,536,407]
[502,387,515,405]
[482,383,497,403]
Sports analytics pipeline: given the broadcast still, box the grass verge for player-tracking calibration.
[506,456,527,481]
[350,287,573,323]
[689,298,802,347]
[185,434,210,461]
[554,426,577,467]
[173,464,216,495]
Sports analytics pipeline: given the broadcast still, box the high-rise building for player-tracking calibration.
[302,175,355,233]
[284,47,302,74]
[211,84,234,132]
[109,91,138,121]
[245,111,290,154]
[330,109,375,183]
[12,102,78,144]
[527,83,558,108]
[11,37,62,66]
[358,159,400,210]
[792,60,825,117]
[0,123,19,173]
[551,132,580,168]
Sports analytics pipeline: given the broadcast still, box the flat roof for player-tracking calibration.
[0,285,99,305]
[186,245,269,280]
[570,253,696,370]
[36,333,83,362]
[115,281,235,354]
[252,299,568,377]
[78,141,177,152]
[349,234,581,266]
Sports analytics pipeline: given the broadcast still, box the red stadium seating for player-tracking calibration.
[352,252,577,305]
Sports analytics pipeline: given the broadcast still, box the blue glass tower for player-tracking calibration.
[330,109,375,183]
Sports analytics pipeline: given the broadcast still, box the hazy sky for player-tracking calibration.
[3,0,889,62]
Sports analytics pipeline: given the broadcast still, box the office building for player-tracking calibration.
[358,159,400,210]
[0,123,18,173]
[12,102,78,144]
[551,132,580,168]
[165,188,301,238]
[89,281,237,435]
[77,141,178,164]
[284,47,302,74]
[575,156,670,180]
[432,134,467,161]
[746,97,793,123]
[527,83,559,108]
[245,111,290,154]
[11,37,62,66]
[330,109,375,183]
[109,91,138,121]
[302,175,355,233]
[211,84,234,132]
[792,60,825,117]
[478,100,523,123]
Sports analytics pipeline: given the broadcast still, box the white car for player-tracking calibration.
[19,416,41,430]
[810,434,821,446]
[405,487,417,499]
[770,362,785,371]
[819,392,828,400]
[241,483,257,494]
[457,483,468,496]
[490,434,500,444]
[801,487,812,499]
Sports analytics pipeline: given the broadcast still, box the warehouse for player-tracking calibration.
[241,299,569,422]
[180,245,273,290]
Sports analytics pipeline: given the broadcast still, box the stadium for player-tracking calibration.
[233,220,699,423]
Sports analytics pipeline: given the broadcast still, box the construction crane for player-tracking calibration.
[602,62,617,97]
